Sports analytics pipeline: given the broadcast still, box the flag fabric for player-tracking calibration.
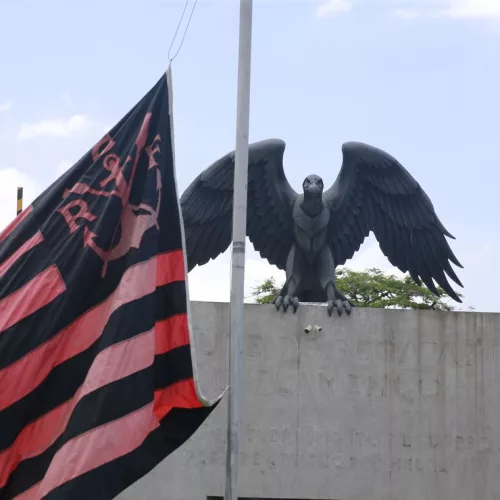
[0,70,219,500]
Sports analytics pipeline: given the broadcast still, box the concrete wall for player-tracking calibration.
[117,303,500,500]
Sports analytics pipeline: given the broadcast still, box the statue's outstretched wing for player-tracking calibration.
[181,139,298,272]
[324,141,463,301]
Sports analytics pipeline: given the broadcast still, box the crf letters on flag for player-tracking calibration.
[0,71,218,500]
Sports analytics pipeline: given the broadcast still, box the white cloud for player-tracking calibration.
[0,168,37,234]
[316,0,352,18]
[17,114,99,141]
[187,252,231,303]
[390,0,500,20]
[443,0,500,19]
[312,0,500,21]
[0,102,12,113]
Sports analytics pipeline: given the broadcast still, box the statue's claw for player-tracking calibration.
[325,282,355,318]
[283,295,291,311]
[327,298,352,317]
[274,296,283,311]
[327,300,334,316]
[343,300,352,315]
[274,295,299,313]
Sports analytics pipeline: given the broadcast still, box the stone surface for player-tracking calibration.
[117,302,500,500]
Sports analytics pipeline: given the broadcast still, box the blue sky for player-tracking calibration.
[1,0,499,311]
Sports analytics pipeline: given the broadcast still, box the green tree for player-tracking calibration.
[251,268,467,311]
[252,277,282,304]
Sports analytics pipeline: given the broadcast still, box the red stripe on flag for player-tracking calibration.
[153,378,202,421]
[0,329,155,489]
[0,231,44,278]
[13,403,160,500]
[155,313,189,356]
[14,379,203,500]
[157,250,185,286]
[12,379,202,500]
[0,250,185,411]
[0,265,66,334]
[0,206,33,243]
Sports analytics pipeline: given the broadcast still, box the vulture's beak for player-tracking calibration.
[305,183,322,195]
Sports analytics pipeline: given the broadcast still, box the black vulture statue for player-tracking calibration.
[180,139,463,317]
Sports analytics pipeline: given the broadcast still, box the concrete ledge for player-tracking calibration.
[118,303,500,500]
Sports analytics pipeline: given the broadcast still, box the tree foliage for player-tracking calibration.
[251,277,281,305]
[251,268,466,311]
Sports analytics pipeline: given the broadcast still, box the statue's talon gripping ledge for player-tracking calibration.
[327,298,353,317]
[326,283,354,317]
[274,295,299,313]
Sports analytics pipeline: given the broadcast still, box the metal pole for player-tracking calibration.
[224,1,253,500]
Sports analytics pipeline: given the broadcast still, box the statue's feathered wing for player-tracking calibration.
[324,142,463,301]
[180,139,298,272]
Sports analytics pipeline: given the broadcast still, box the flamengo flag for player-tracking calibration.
[0,70,219,500]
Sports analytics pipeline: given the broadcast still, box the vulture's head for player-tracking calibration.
[302,175,324,197]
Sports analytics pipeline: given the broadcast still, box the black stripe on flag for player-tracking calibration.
[0,69,220,500]
[0,281,187,453]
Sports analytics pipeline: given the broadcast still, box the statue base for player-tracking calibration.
[118,302,500,500]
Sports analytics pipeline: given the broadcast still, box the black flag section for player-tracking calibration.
[0,70,219,500]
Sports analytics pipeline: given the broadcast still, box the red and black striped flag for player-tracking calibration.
[0,71,219,500]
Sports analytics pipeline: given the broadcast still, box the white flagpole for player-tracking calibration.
[224,0,253,499]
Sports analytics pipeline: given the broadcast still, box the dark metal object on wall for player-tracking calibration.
[180,139,463,317]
